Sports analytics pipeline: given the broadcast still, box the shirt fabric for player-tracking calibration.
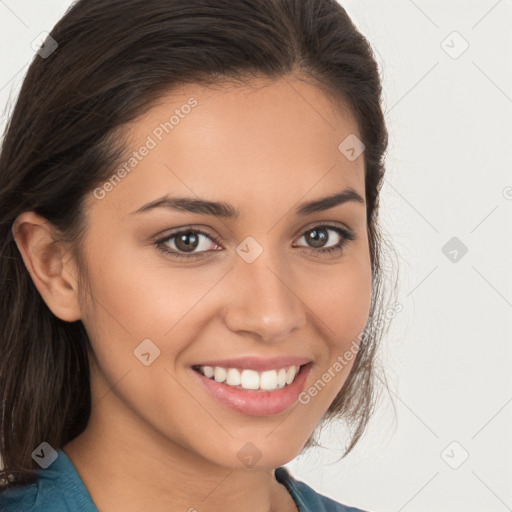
[0,449,369,511]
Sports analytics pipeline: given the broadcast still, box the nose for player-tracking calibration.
[222,247,307,343]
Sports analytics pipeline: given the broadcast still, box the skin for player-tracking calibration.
[12,73,372,512]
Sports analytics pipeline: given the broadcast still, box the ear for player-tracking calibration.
[11,211,83,322]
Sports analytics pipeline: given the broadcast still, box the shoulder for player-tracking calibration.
[0,478,63,512]
[0,449,98,512]
[275,466,371,512]
[0,480,38,512]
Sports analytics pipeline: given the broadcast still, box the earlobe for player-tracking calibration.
[11,211,83,322]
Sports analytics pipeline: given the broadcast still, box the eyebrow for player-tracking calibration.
[129,187,365,219]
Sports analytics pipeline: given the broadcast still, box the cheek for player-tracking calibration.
[82,239,216,338]
[79,241,238,391]
[78,244,216,428]
[298,250,372,406]
[306,250,373,348]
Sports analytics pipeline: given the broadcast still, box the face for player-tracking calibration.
[70,74,372,470]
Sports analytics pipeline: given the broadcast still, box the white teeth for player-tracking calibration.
[226,368,241,386]
[277,368,287,387]
[214,366,226,383]
[197,364,301,391]
[285,366,296,385]
[203,365,214,378]
[241,369,260,389]
[260,370,277,390]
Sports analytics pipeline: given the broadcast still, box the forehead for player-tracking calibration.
[87,74,365,220]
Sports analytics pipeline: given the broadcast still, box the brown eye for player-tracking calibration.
[174,230,201,252]
[155,227,221,260]
[304,227,329,248]
[294,225,355,256]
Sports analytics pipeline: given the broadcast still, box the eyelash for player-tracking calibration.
[154,224,356,262]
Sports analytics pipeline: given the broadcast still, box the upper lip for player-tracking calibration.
[192,356,312,372]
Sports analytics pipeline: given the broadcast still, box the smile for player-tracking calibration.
[191,362,313,416]
[193,364,301,392]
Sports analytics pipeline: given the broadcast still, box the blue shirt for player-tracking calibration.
[0,449,369,511]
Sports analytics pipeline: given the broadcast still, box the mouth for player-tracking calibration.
[191,363,306,392]
[190,362,313,416]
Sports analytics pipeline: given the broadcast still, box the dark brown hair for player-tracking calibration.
[0,0,397,489]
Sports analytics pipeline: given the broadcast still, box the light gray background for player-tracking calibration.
[1,1,511,511]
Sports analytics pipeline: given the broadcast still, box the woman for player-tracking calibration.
[0,0,396,510]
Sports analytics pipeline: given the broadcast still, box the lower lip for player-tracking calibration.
[191,363,312,416]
